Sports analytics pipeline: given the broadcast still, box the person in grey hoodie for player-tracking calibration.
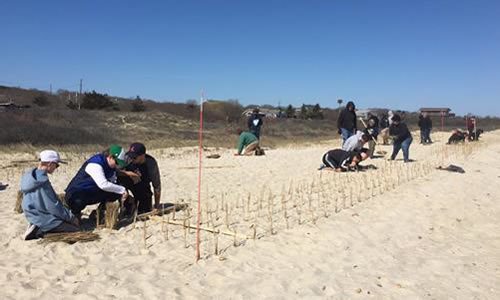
[21,150,80,240]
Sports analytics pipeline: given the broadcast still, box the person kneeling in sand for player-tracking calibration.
[65,145,129,217]
[319,149,363,172]
[234,129,260,156]
[342,130,371,153]
[21,150,80,240]
[118,142,162,214]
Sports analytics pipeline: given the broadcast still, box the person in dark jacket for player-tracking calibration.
[364,112,379,157]
[65,145,129,216]
[320,149,362,172]
[417,113,433,144]
[21,150,80,240]
[119,143,162,214]
[389,114,413,162]
[337,101,357,144]
[247,108,264,139]
[379,114,390,145]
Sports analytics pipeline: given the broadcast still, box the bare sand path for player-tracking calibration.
[0,131,499,299]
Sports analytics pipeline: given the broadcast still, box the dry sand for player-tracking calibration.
[0,131,499,299]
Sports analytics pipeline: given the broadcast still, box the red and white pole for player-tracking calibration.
[195,91,205,261]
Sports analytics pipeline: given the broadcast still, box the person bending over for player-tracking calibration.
[320,149,362,172]
[389,114,413,162]
[65,145,129,217]
[235,129,259,156]
[119,142,161,214]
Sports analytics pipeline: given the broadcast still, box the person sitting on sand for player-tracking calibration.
[389,114,413,162]
[342,130,371,153]
[65,145,129,217]
[235,129,259,156]
[118,142,161,214]
[21,150,80,240]
[319,149,362,172]
[447,129,467,144]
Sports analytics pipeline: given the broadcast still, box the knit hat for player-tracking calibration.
[109,144,127,167]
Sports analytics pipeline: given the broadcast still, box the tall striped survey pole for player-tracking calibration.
[196,91,205,261]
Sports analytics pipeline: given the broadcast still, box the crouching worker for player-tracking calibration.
[389,114,413,162]
[118,143,161,214]
[234,129,259,156]
[320,149,363,172]
[447,129,467,144]
[21,150,80,240]
[65,145,129,217]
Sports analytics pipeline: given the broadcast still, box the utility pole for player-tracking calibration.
[49,84,52,94]
[78,79,83,110]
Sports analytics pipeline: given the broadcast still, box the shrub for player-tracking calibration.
[33,95,50,107]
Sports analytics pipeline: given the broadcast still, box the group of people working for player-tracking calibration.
[21,143,161,240]
[322,102,414,172]
[21,104,482,239]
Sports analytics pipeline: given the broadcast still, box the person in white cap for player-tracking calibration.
[20,150,80,240]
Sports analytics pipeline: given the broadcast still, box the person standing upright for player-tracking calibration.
[337,101,357,144]
[247,108,264,139]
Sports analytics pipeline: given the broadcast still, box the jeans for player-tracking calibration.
[340,128,354,144]
[391,136,413,162]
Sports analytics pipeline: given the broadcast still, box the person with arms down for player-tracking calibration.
[247,108,264,139]
[21,150,80,240]
[389,114,413,162]
[337,101,357,144]
[65,145,129,217]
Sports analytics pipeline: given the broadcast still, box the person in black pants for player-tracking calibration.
[247,108,264,139]
[418,113,433,144]
[320,149,362,172]
[119,143,162,214]
[337,101,357,144]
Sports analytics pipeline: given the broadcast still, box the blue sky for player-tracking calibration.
[1,0,499,116]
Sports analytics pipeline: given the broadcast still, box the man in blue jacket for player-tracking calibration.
[21,150,80,240]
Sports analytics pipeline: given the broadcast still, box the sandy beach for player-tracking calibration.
[0,131,499,299]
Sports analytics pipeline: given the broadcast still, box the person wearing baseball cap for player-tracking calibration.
[65,145,129,217]
[21,150,80,240]
[118,142,162,213]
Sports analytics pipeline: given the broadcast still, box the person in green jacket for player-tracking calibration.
[235,129,259,156]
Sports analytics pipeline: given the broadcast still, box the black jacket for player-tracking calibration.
[364,115,379,138]
[389,122,412,144]
[418,116,432,130]
[337,101,357,131]
[247,113,263,138]
[323,149,353,170]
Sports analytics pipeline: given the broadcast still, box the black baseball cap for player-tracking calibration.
[126,142,146,159]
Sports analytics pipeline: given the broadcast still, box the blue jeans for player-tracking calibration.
[391,136,413,162]
[340,128,354,144]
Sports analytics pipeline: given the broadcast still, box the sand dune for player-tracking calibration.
[0,131,499,299]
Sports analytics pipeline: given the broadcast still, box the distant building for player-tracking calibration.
[356,108,389,119]
[419,107,452,117]
[242,108,279,118]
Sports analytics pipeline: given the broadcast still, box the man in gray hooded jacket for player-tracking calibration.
[21,150,80,240]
